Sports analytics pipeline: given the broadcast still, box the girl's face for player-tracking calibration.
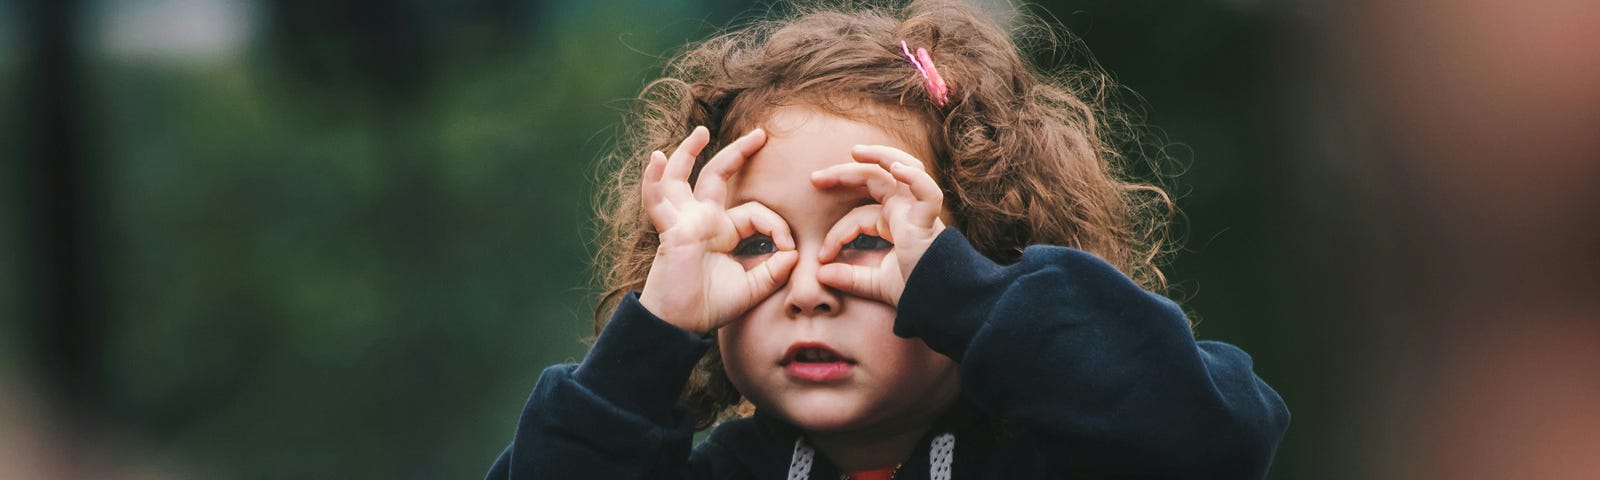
[719,105,960,434]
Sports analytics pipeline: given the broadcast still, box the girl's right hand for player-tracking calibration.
[638,126,799,335]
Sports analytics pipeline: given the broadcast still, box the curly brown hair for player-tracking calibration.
[590,0,1176,429]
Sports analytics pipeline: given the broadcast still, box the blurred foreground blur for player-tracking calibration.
[1289,0,1600,477]
[2,0,1596,478]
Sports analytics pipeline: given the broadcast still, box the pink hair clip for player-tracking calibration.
[900,40,950,107]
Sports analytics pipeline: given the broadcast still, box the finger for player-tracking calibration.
[663,126,710,202]
[850,144,928,172]
[644,149,668,183]
[648,207,678,233]
[642,151,677,230]
[810,163,899,204]
[886,161,945,227]
[642,150,668,204]
[817,263,898,306]
[818,204,885,263]
[695,128,767,205]
[747,250,799,296]
[726,201,795,250]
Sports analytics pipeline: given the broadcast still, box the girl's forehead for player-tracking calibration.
[745,105,931,171]
[727,107,903,220]
[743,102,935,156]
[727,160,868,223]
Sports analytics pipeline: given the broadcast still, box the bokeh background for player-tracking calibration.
[3,0,1596,478]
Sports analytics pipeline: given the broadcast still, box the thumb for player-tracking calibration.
[747,250,799,296]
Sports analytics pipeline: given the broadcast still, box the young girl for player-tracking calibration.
[487,1,1288,478]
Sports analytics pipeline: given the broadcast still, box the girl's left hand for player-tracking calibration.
[809,145,946,307]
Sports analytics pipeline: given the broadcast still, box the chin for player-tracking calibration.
[781,409,871,433]
[767,391,882,433]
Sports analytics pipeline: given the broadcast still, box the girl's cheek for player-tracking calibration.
[834,249,889,266]
[735,255,767,271]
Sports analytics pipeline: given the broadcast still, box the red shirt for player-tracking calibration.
[844,467,897,480]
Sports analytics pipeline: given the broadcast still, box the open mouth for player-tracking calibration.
[780,342,855,366]
[780,342,855,382]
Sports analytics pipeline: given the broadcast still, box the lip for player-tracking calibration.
[780,342,856,382]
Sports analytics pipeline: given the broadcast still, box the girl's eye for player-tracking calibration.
[843,234,892,251]
[732,234,777,257]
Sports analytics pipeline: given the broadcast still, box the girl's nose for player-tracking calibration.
[783,251,841,317]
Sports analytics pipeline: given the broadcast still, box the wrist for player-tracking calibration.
[638,288,710,336]
[576,291,713,422]
[897,222,946,282]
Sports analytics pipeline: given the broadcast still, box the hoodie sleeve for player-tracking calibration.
[484,292,725,480]
[895,228,1291,479]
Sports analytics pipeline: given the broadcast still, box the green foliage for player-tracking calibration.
[83,0,716,477]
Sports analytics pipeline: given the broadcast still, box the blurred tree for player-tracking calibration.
[18,0,110,428]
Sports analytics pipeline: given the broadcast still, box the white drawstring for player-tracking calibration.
[788,437,815,480]
[785,433,955,479]
[929,433,955,480]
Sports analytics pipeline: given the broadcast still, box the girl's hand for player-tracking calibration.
[809,145,946,307]
[638,126,799,335]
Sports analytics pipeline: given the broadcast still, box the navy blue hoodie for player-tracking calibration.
[486,228,1290,479]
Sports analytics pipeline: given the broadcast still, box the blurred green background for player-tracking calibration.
[0,0,1303,477]
[5,0,1597,479]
